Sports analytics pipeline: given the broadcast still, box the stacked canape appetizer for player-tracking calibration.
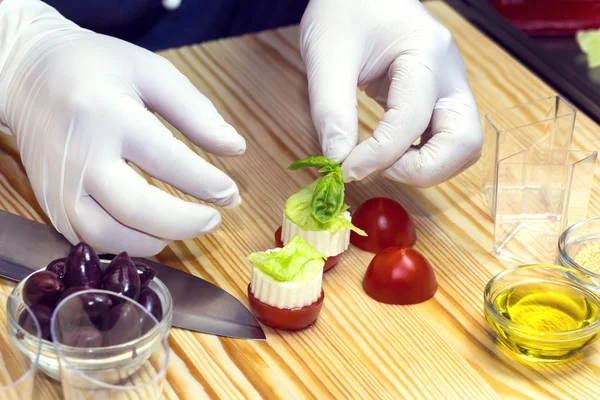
[275,156,366,272]
[247,235,327,331]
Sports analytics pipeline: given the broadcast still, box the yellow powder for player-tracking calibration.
[574,245,600,273]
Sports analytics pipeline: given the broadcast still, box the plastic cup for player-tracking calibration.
[492,149,597,264]
[0,292,42,400]
[480,96,599,264]
[50,289,170,399]
[481,95,577,218]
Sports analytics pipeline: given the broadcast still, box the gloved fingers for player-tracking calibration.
[121,99,241,209]
[86,162,223,240]
[301,23,361,162]
[71,196,171,257]
[134,56,246,157]
[341,58,438,182]
[382,95,483,187]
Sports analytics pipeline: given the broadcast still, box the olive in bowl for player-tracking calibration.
[22,271,64,309]
[9,242,172,381]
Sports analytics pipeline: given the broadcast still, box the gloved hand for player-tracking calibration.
[300,0,483,187]
[0,0,245,256]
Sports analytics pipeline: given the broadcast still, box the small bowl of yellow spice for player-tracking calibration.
[484,264,600,363]
[558,217,600,291]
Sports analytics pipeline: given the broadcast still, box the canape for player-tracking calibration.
[247,235,327,331]
[277,156,366,272]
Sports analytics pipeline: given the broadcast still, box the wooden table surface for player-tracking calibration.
[2,1,600,399]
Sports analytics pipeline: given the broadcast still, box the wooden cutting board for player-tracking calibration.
[1,1,599,399]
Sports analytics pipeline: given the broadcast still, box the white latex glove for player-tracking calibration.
[0,0,246,256]
[300,0,483,187]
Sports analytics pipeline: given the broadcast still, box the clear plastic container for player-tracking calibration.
[481,95,597,264]
[481,95,577,217]
[51,289,170,399]
[0,292,42,399]
[492,149,596,264]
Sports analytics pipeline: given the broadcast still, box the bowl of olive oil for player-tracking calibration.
[484,264,600,363]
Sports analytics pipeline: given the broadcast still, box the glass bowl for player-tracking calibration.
[484,263,600,363]
[8,260,173,381]
[558,217,600,292]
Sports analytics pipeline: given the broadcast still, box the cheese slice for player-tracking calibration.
[281,211,351,257]
[250,264,322,309]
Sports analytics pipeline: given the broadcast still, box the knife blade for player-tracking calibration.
[0,209,265,341]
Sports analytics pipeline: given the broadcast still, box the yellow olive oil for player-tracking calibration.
[486,281,600,362]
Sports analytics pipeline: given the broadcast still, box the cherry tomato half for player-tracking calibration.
[362,247,437,305]
[274,226,283,248]
[350,197,416,253]
[274,226,341,272]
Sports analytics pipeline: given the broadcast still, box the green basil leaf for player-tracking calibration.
[318,166,338,173]
[311,170,344,224]
[288,156,340,171]
[285,181,367,235]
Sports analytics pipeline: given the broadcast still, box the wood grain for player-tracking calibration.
[1,1,599,399]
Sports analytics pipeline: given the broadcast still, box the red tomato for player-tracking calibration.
[274,226,341,272]
[274,226,284,248]
[350,197,416,253]
[362,247,437,305]
[247,284,324,331]
[322,254,341,272]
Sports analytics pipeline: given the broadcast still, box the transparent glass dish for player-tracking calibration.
[8,260,173,381]
[558,217,600,293]
[484,263,600,363]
